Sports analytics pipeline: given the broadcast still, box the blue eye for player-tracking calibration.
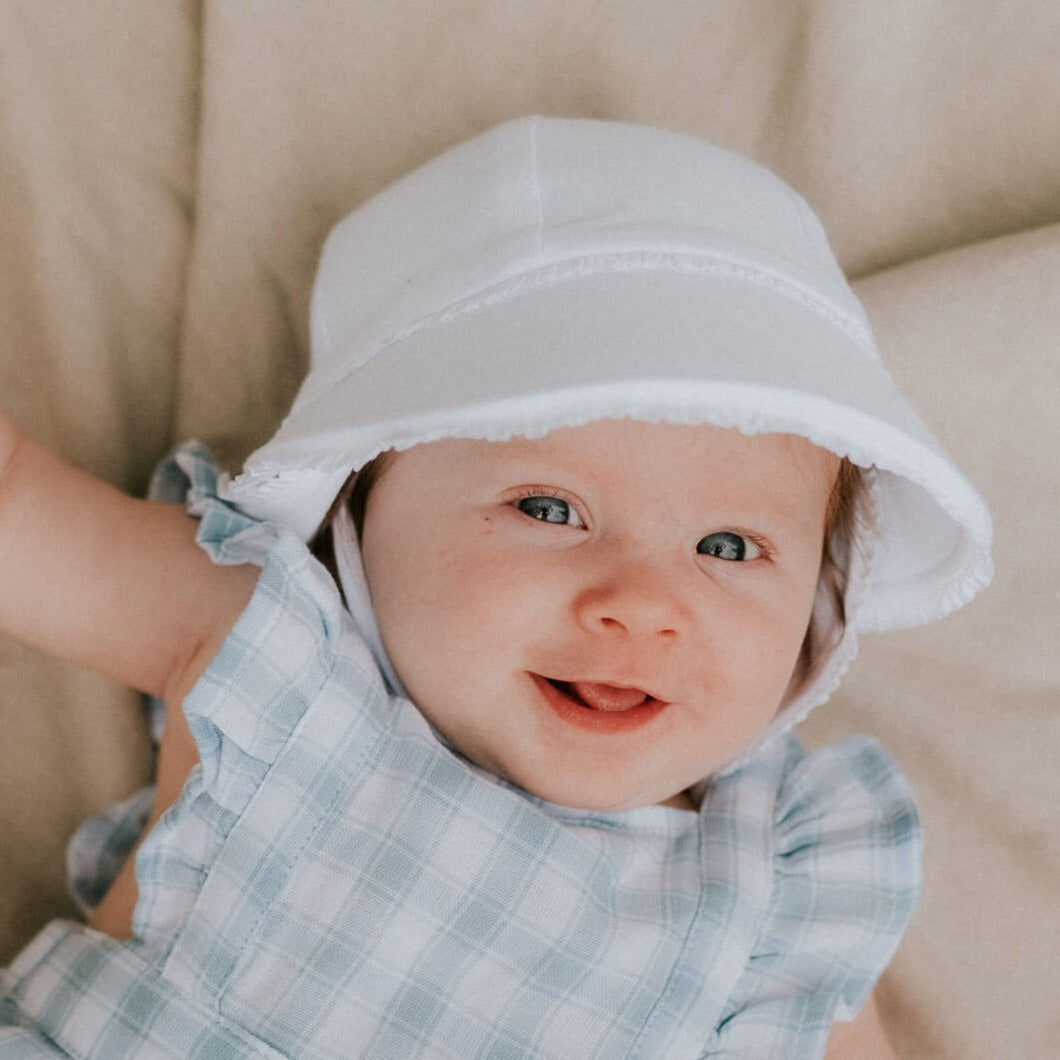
[697,531,759,561]
[517,496,584,527]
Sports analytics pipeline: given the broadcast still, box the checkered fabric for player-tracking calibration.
[1,445,921,1058]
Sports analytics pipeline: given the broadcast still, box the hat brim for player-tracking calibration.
[228,268,992,632]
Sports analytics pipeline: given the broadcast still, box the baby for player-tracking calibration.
[0,117,992,1058]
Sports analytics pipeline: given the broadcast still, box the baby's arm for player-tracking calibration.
[0,412,259,935]
[0,412,257,702]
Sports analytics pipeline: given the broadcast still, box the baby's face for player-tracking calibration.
[359,419,838,811]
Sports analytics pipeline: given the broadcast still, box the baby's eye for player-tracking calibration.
[516,496,585,527]
[696,531,760,561]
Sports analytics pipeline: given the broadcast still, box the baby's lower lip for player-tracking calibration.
[530,674,669,733]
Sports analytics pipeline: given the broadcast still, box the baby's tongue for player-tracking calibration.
[570,682,649,712]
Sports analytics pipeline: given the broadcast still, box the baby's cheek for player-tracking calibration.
[731,600,809,691]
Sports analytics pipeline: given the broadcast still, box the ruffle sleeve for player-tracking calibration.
[709,737,922,1057]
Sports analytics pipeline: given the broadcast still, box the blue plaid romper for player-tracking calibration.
[1,445,921,1058]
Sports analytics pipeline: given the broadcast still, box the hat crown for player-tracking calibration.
[305,117,872,409]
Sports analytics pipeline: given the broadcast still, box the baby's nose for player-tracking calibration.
[571,564,690,640]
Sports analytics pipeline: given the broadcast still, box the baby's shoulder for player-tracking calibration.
[708,737,922,1047]
[770,735,921,857]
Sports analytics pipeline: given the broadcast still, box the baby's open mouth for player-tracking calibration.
[530,674,668,733]
[545,678,656,712]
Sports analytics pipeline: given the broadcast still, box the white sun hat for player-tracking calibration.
[225,115,992,641]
